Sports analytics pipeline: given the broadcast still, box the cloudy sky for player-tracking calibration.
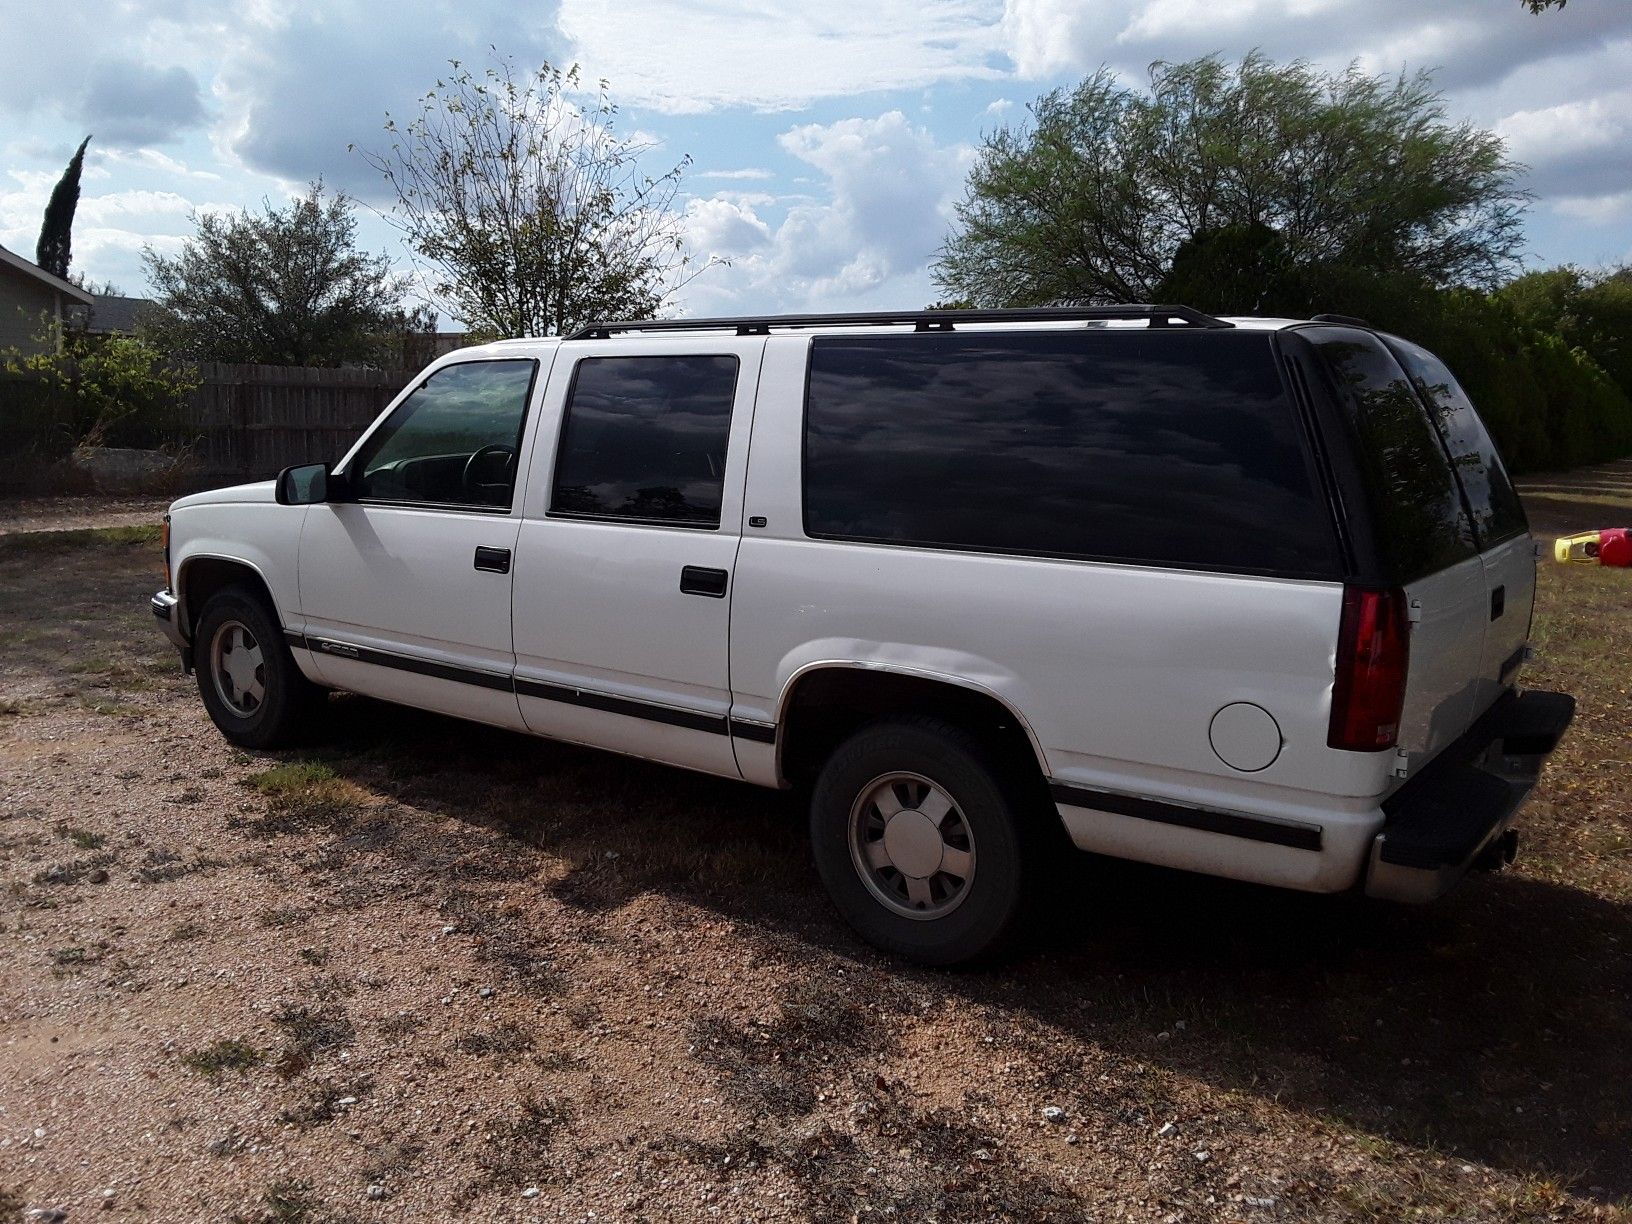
[3,0,1630,323]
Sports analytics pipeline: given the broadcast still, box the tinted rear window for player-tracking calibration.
[1384,336,1528,548]
[1305,328,1478,582]
[803,330,1340,576]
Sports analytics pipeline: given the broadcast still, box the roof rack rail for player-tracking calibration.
[566,304,1234,341]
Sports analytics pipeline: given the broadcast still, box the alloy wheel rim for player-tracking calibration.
[210,619,266,717]
[847,771,976,921]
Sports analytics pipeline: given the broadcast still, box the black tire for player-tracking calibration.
[192,586,320,749]
[810,717,1041,966]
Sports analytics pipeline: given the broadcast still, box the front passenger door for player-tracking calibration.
[297,357,545,730]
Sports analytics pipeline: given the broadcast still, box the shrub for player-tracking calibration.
[0,319,199,470]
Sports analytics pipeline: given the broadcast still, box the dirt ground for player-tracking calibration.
[1,465,1630,1223]
[0,497,171,538]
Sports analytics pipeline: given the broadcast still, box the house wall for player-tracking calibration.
[0,265,62,355]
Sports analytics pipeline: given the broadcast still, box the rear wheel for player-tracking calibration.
[810,718,1038,966]
[192,587,319,749]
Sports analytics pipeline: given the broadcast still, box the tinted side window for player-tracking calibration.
[352,360,537,508]
[1306,328,1478,582]
[550,356,739,527]
[1384,336,1528,547]
[803,330,1340,576]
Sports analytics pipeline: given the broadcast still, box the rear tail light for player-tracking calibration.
[162,515,172,590]
[1328,585,1411,752]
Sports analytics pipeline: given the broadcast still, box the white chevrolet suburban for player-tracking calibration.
[152,306,1574,964]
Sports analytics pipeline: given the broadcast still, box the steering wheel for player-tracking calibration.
[462,443,517,500]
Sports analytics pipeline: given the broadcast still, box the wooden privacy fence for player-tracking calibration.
[183,363,415,477]
[0,362,417,492]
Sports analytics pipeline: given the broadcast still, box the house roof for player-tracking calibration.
[86,294,156,333]
[0,242,94,305]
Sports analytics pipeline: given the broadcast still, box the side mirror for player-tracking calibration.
[275,462,330,505]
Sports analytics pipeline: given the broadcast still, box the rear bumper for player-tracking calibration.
[1364,689,1575,903]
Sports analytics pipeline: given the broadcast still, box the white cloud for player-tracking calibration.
[694,168,775,181]
[684,196,772,254]
[558,0,1007,113]
[98,148,222,183]
[1551,191,1632,227]
[74,190,199,225]
[999,0,1632,92]
[1498,89,1632,198]
[679,111,973,314]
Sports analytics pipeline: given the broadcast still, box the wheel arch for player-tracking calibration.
[773,662,1050,791]
[176,553,280,642]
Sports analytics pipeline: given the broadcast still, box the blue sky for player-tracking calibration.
[4,0,1631,325]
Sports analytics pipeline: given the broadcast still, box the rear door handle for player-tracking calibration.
[680,565,728,598]
[474,546,512,574]
[1490,584,1506,621]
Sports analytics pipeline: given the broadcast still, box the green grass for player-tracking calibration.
[244,761,339,795]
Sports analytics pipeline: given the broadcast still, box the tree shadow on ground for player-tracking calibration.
[299,692,1632,1203]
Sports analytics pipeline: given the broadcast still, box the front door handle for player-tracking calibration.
[680,566,728,598]
[1490,584,1506,621]
[474,546,512,574]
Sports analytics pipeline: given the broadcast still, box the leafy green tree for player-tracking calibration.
[1498,265,1632,400]
[358,55,707,338]
[36,136,91,280]
[935,54,1527,311]
[1526,1,1566,11]
[140,183,429,367]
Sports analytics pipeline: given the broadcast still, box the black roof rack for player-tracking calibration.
[566,304,1234,341]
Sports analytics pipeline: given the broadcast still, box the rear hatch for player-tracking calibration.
[1297,327,1534,775]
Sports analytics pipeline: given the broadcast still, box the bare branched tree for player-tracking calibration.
[357,55,708,338]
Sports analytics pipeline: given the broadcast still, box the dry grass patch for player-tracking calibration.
[181,1038,264,1078]
[238,761,374,838]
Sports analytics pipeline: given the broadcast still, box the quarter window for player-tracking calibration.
[1305,328,1479,581]
[1384,337,1528,548]
[550,355,740,528]
[351,360,537,509]
[802,330,1341,576]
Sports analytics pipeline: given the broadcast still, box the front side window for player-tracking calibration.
[1306,328,1479,582]
[550,355,739,527]
[1384,336,1528,548]
[351,360,537,508]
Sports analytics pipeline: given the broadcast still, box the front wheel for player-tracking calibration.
[810,718,1039,966]
[192,587,320,749]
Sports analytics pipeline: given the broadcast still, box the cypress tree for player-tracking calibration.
[36,136,91,279]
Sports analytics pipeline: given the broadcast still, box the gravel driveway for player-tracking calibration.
[1,525,1628,1222]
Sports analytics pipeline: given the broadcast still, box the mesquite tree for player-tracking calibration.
[935,54,1528,311]
[358,57,702,338]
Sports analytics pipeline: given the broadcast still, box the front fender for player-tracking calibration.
[171,502,306,634]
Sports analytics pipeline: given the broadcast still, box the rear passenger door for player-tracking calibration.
[511,339,765,778]
[1386,338,1535,710]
